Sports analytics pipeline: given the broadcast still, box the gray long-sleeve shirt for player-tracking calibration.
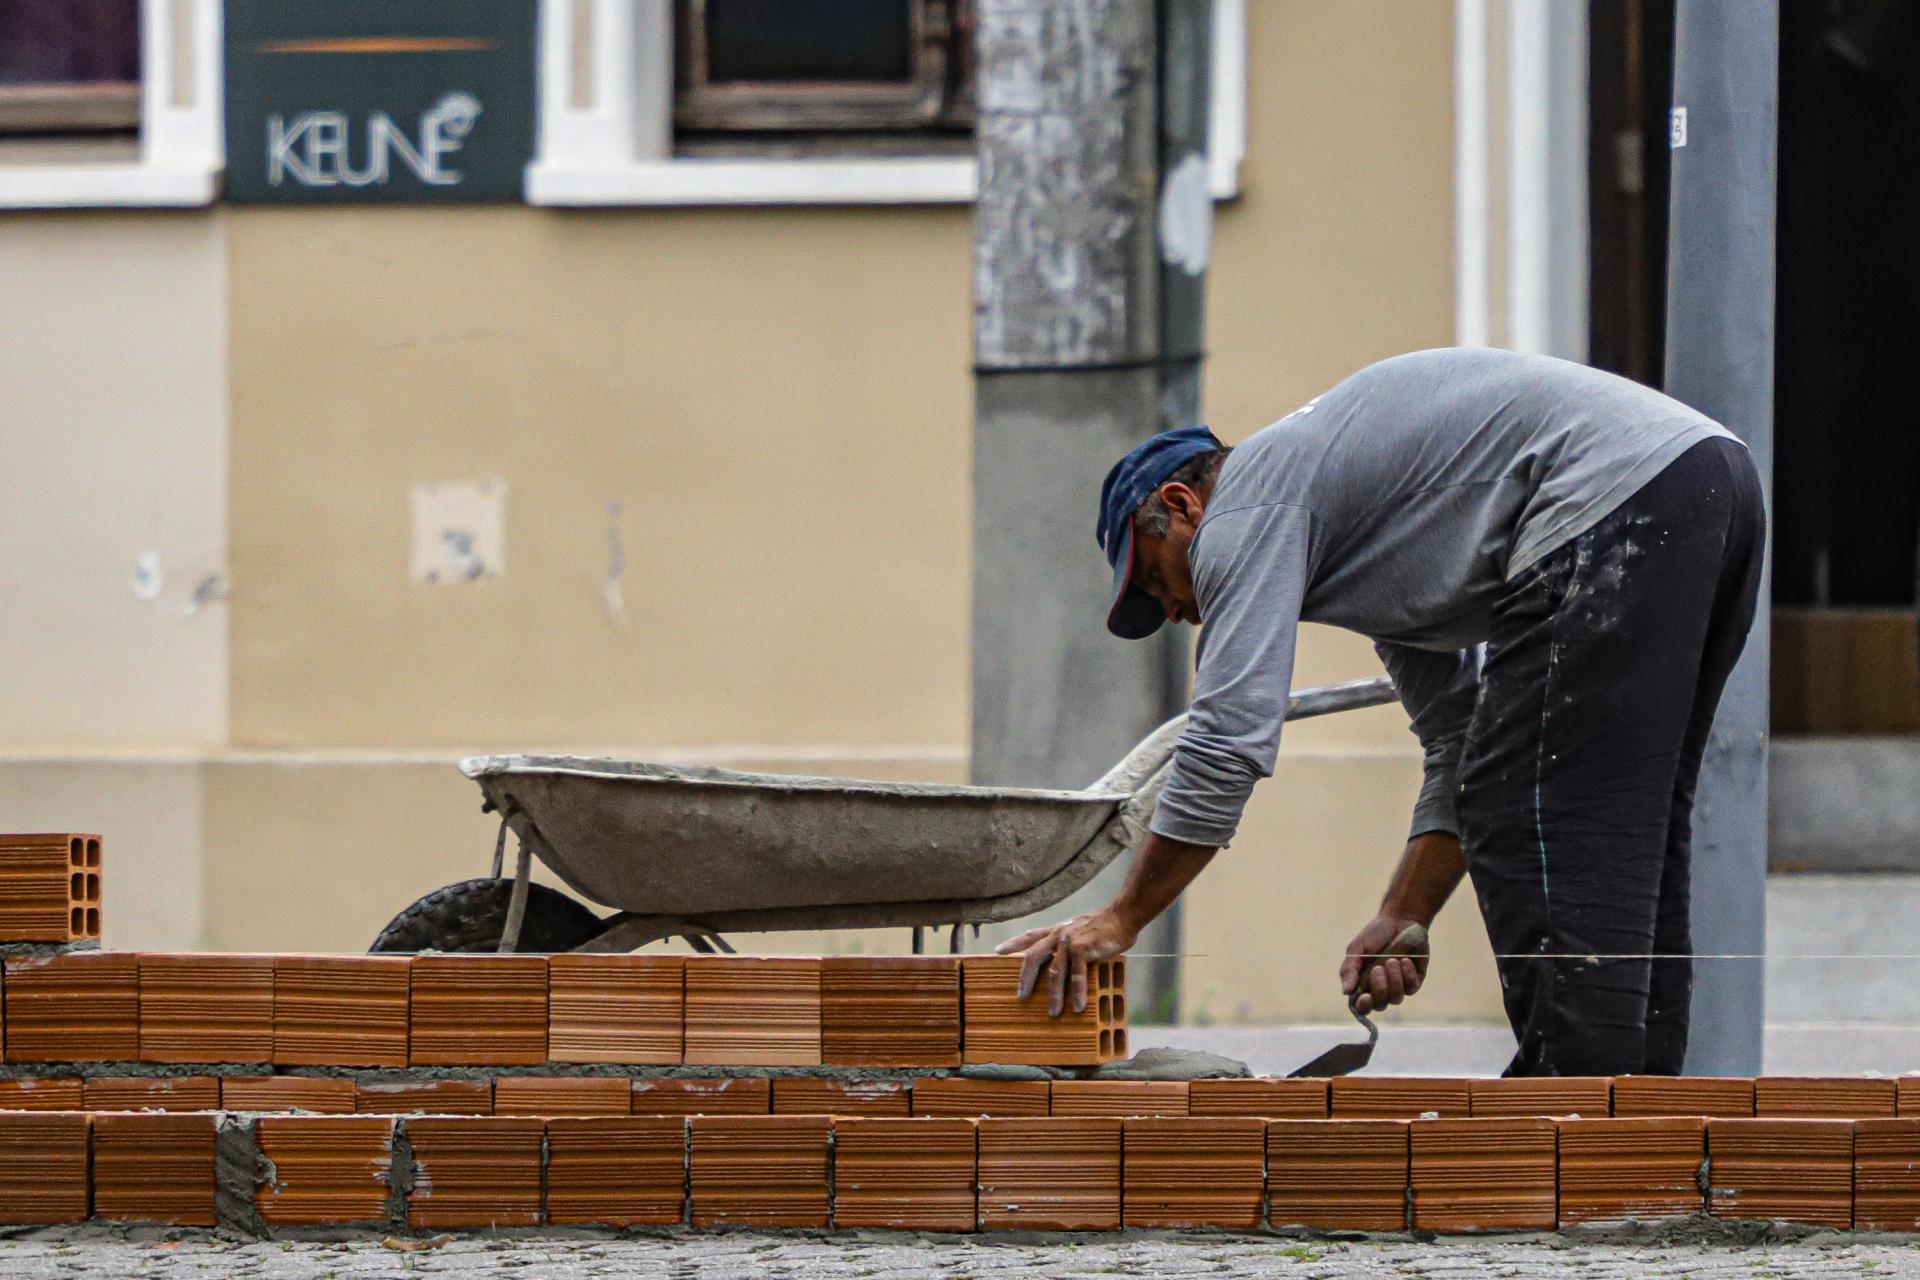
[1150,347,1735,849]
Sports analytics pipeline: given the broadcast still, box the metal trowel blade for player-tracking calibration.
[1287,1007,1380,1078]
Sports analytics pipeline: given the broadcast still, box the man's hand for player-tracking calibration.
[1339,915,1431,1015]
[995,910,1138,1017]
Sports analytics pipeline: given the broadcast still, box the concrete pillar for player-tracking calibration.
[972,0,1213,1021]
[1664,0,1778,1075]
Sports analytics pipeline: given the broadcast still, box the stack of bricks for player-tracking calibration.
[13,839,1920,1236]
[11,1057,1920,1231]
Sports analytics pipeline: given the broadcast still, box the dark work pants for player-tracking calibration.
[1456,437,1765,1078]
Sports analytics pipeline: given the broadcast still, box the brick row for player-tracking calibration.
[12,1073,1920,1124]
[6,1112,1914,1232]
[0,953,1127,1070]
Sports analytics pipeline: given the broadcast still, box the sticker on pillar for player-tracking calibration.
[1157,153,1213,276]
[411,482,505,585]
[1669,107,1688,149]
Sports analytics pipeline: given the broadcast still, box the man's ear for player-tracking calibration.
[1157,481,1205,529]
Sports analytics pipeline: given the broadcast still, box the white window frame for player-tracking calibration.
[528,0,1246,207]
[0,0,223,209]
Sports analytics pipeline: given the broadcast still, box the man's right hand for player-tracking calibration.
[1339,915,1431,1015]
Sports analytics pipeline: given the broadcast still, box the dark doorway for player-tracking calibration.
[1587,0,1674,390]
[1773,0,1920,734]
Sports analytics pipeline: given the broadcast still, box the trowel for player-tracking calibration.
[1287,924,1427,1078]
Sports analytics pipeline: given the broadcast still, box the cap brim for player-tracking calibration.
[1105,522,1167,640]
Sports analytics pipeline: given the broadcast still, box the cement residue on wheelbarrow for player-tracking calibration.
[371,677,1396,957]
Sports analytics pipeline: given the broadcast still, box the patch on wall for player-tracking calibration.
[410,481,505,584]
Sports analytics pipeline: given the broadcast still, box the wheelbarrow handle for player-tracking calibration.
[1097,675,1399,854]
[1093,674,1398,801]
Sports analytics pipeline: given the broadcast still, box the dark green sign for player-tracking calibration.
[224,0,535,203]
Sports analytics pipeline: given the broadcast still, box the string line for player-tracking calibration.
[1111,952,1920,961]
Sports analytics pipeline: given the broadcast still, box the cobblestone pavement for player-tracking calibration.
[9,1229,1920,1279]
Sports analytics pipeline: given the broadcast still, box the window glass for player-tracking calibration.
[703,0,914,83]
[0,0,140,85]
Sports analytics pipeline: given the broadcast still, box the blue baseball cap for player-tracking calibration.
[1097,426,1224,639]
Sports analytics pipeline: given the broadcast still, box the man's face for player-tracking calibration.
[1130,481,1205,626]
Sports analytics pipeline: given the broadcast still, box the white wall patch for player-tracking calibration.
[410,481,506,584]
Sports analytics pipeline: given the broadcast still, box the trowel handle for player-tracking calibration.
[1347,923,1431,1013]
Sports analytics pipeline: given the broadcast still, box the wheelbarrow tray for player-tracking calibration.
[456,677,1396,941]
[459,755,1119,919]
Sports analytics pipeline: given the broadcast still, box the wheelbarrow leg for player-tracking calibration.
[497,838,533,954]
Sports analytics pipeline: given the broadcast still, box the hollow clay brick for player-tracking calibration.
[494,1075,631,1116]
[1856,1117,1920,1231]
[1556,1116,1706,1224]
[683,957,822,1067]
[409,954,547,1067]
[354,1078,493,1115]
[1469,1076,1610,1118]
[406,1116,545,1229]
[961,955,1126,1066]
[221,1076,357,1115]
[0,1076,84,1111]
[0,834,99,943]
[138,953,275,1064]
[1268,1119,1410,1232]
[1899,1076,1920,1116]
[0,1111,89,1224]
[1188,1077,1329,1119]
[255,1116,395,1226]
[545,1116,686,1226]
[92,1111,218,1225]
[1049,1079,1188,1118]
[910,1076,1051,1118]
[83,1075,220,1112]
[1411,1116,1558,1232]
[689,1114,831,1228]
[977,1117,1122,1231]
[833,1117,977,1231]
[3,951,137,1062]
[772,1076,909,1118]
[1330,1076,1471,1120]
[272,956,410,1069]
[631,1076,771,1116]
[547,954,683,1065]
[821,956,962,1067]
[1707,1118,1854,1228]
[1610,1075,1753,1118]
[1754,1075,1896,1119]
[1123,1117,1265,1229]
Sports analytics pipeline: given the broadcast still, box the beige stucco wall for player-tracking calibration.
[0,213,228,750]
[1180,1,1500,1022]
[225,205,973,753]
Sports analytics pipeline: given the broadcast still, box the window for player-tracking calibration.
[527,0,1243,208]
[0,0,142,136]
[674,0,971,150]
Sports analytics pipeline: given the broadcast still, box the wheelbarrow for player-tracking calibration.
[369,676,1397,957]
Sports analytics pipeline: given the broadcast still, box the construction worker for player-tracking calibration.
[999,347,1765,1077]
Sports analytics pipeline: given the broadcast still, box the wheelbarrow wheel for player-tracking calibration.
[369,878,604,954]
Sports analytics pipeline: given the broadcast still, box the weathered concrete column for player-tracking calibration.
[1664,0,1777,1075]
[973,0,1211,1020]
